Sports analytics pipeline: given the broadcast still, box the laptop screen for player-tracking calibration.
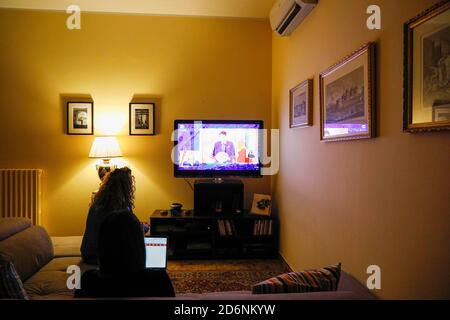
[145,237,168,269]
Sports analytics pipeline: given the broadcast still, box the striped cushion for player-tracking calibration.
[252,263,341,294]
[0,261,29,299]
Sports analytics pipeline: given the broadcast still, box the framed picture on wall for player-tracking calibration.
[403,0,450,132]
[290,79,313,128]
[250,194,272,216]
[67,102,94,135]
[129,103,155,135]
[319,42,376,142]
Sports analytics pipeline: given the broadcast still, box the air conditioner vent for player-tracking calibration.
[270,0,318,37]
[276,4,302,34]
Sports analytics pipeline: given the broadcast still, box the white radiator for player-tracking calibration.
[0,169,43,225]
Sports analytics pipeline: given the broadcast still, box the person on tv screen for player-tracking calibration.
[212,131,235,163]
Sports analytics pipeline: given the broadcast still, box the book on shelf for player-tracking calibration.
[253,220,273,236]
[225,220,231,236]
[218,219,236,236]
[254,221,259,236]
[218,220,225,236]
[231,220,237,235]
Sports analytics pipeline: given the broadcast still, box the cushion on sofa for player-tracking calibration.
[24,270,74,298]
[40,257,83,272]
[0,218,32,241]
[51,236,82,257]
[0,261,29,299]
[0,226,54,282]
[252,263,341,294]
[24,256,97,300]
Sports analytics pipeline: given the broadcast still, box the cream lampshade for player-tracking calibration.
[89,136,122,159]
[89,137,122,180]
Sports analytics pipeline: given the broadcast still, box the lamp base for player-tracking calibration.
[96,160,117,181]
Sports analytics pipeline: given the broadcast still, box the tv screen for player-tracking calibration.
[174,120,263,178]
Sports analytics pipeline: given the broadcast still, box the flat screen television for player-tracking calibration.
[174,120,263,178]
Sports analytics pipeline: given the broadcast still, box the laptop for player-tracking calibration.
[144,236,168,270]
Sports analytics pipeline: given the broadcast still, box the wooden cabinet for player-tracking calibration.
[150,210,278,259]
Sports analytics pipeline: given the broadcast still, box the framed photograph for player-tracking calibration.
[320,43,376,142]
[290,79,313,128]
[129,103,155,135]
[250,194,272,216]
[404,1,450,132]
[320,43,376,141]
[67,102,93,135]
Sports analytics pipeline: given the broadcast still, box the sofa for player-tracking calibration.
[0,218,377,300]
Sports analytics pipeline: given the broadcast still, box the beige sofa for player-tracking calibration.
[0,218,92,299]
[0,218,376,300]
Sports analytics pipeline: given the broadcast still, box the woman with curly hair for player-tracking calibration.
[81,167,137,264]
[76,210,175,298]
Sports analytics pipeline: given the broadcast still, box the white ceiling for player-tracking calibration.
[0,0,276,19]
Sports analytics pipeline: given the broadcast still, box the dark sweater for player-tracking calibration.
[74,269,175,298]
[80,207,100,264]
[80,206,138,264]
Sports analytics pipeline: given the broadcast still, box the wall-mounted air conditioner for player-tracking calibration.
[270,0,318,36]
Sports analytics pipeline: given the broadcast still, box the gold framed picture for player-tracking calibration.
[290,79,313,128]
[250,194,272,216]
[403,1,450,132]
[320,42,376,142]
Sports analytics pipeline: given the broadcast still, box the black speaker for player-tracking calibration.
[194,179,244,216]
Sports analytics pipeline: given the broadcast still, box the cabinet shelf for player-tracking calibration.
[150,210,278,259]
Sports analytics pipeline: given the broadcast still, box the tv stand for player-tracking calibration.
[194,179,244,215]
[150,210,278,259]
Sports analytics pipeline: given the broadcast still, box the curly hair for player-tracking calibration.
[91,167,135,213]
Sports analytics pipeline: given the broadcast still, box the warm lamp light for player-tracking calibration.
[89,136,122,159]
[89,136,123,180]
[96,112,127,136]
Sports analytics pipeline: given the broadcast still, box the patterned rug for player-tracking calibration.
[167,259,291,294]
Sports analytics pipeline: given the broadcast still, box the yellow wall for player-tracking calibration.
[272,0,450,299]
[0,9,272,236]
[1,1,449,300]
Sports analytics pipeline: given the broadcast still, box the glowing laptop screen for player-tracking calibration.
[144,237,167,269]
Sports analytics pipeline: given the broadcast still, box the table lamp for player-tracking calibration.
[89,136,123,180]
